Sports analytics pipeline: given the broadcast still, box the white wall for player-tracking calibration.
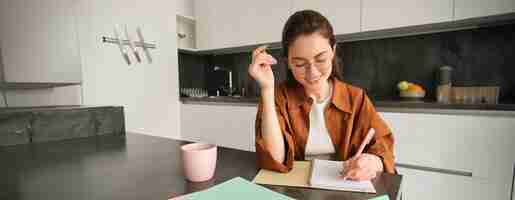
[4,85,82,107]
[176,0,194,17]
[76,0,181,139]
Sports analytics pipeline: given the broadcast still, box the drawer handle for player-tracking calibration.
[396,163,473,177]
[510,163,514,200]
[13,125,30,135]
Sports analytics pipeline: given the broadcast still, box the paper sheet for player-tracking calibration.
[310,159,376,193]
[175,177,294,200]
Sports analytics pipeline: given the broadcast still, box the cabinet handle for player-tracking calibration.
[13,129,25,135]
[396,163,473,177]
[510,163,514,200]
[13,124,31,135]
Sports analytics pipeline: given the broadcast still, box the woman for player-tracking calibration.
[248,10,395,181]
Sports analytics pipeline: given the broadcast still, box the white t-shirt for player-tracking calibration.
[304,85,336,161]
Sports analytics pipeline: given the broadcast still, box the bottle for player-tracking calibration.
[437,66,453,103]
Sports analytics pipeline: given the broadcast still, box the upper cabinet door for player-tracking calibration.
[362,0,453,31]
[195,0,292,50]
[0,0,81,83]
[454,0,515,20]
[292,0,361,35]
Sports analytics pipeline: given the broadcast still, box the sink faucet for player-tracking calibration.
[213,66,233,96]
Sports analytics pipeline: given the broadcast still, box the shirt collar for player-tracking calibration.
[287,78,352,114]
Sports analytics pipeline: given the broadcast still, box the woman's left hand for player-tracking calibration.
[340,153,384,181]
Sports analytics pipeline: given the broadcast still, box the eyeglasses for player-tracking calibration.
[290,58,332,74]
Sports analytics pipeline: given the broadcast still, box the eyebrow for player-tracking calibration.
[291,50,329,61]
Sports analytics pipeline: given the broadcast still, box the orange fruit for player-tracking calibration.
[408,84,425,92]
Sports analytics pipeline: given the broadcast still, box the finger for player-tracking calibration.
[344,169,359,180]
[254,53,276,67]
[356,157,367,168]
[345,158,360,169]
[252,45,269,58]
[348,169,370,181]
[342,164,360,178]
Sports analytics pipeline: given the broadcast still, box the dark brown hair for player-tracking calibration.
[281,10,342,86]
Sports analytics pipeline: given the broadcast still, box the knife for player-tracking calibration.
[124,24,141,63]
[113,25,131,65]
[136,27,152,64]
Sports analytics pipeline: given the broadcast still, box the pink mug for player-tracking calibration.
[180,143,217,182]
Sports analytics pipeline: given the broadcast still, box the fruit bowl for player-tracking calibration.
[397,81,426,100]
[399,90,426,99]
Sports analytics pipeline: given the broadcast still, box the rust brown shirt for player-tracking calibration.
[255,78,396,174]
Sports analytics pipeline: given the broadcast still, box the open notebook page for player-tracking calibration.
[310,159,376,193]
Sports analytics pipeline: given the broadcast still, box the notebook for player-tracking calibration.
[253,161,311,188]
[170,177,295,200]
[309,159,376,193]
[253,160,376,193]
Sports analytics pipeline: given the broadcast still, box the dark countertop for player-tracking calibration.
[0,133,402,200]
[180,97,515,117]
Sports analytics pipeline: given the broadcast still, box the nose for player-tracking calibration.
[305,62,321,80]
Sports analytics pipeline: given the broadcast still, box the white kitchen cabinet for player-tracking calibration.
[195,0,292,50]
[380,111,515,200]
[362,0,453,31]
[177,15,196,49]
[380,112,515,183]
[0,0,82,83]
[180,103,257,151]
[397,167,510,200]
[454,0,515,21]
[291,0,361,35]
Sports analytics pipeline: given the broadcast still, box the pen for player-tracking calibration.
[354,128,376,159]
[342,128,376,179]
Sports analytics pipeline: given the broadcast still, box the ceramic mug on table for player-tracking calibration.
[180,143,217,182]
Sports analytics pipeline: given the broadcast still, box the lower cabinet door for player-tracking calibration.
[397,167,511,200]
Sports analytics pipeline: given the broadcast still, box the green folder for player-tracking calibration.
[368,195,390,200]
[185,177,295,200]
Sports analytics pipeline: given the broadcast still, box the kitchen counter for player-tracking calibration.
[180,97,515,117]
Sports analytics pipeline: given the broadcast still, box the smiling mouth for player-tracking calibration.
[306,78,320,84]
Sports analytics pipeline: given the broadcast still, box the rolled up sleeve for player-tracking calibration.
[254,89,295,173]
[356,92,396,174]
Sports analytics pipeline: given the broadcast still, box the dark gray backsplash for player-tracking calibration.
[340,23,515,101]
[178,53,208,89]
[179,22,515,102]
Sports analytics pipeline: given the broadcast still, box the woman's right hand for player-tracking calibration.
[248,45,278,90]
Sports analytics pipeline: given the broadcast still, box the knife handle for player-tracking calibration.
[123,53,131,65]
